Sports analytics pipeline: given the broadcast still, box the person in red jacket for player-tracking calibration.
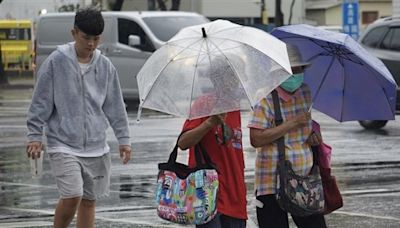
[178,56,248,227]
[178,111,247,227]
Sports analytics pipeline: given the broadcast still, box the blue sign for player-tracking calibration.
[342,0,359,39]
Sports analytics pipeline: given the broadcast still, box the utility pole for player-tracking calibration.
[275,0,284,26]
[148,0,156,10]
[261,0,268,24]
[0,44,8,85]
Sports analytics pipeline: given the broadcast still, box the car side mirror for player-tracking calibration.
[128,35,141,47]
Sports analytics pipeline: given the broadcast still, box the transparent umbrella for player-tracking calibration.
[137,19,292,120]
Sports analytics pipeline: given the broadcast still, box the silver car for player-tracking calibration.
[34,11,209,101]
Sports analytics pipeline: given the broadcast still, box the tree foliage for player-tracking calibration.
[156,0,181,11]
[110,0,124,11]
[58,4,80,12]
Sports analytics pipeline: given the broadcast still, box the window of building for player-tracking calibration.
[362,11,378,25]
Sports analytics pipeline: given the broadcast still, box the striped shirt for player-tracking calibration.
[247,84,313,196]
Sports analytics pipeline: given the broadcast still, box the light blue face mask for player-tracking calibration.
[280,73,304,93]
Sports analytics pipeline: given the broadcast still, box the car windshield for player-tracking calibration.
[143,16,209,42]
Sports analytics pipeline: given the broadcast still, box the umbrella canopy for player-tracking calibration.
[271,24,397,122]
[137,19,292,120]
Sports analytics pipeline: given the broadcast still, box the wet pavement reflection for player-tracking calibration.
[1,86,400,227]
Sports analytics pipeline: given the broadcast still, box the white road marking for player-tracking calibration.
[0,181,55,189]
[0,221,53,228]
[334,211,400,221]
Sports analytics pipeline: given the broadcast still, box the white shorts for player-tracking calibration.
[48,152,111,200]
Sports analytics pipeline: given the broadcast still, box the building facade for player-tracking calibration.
[306,0,393,29]
[121,0,307,25]
[0,0,110,20]
[1,0,395,28]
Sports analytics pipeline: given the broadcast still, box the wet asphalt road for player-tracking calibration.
[0,83,400,227]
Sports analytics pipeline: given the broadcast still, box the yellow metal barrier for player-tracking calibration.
[0,20,33,74]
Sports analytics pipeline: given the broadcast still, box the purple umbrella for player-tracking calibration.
[271,24,397,122]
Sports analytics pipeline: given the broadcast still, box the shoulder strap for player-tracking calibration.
[167,132,184,164]
[167,144,179,164]
[271,90,286,163]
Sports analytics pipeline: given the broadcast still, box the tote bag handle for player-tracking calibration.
[167,138,215,169]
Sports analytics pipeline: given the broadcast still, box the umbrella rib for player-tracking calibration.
[200,36,243,60]
[193,34,249,67]
[310,55,336,110]
[173,24,243,42]
[210,36,256,49]
[318,42,364,65]
[340,61,347,121]
[141,38,205,104]
[207,38,254,109]
[199,33,270,57]
[280,36,325,50]
[330,47,394,121]
[339,50,395,120]
[327,43,363,65]
[196,42,244,64]
[167,39,211,60]
[207,24,244,36]
[306,51,329,62]
[340,53,363,65]
[188,38,208,118]
[169,38,242,62]
[283,37,364,65]
[358,60,397,118]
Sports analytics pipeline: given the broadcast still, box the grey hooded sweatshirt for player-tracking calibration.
[27,42,130,156]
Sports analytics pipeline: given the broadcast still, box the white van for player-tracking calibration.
[34,11,208,100]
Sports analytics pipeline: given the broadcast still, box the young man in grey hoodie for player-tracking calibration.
[26,7,132,228]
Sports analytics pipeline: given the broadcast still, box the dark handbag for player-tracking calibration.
[312,146,343,214]
[155,142,219,225]
[272,90,325,217]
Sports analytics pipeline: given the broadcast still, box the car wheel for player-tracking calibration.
[358,120,388,129]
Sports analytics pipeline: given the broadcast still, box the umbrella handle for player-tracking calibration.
[136,105,143,123]
[308,103,313,112]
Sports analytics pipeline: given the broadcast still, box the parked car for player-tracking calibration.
[34,11,209,101]
[358,16,400,129]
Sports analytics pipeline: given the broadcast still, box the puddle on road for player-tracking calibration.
[0,141,175,210]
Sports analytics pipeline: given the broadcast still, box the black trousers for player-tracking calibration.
[256,194,327,228]
[196,213,246,228]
